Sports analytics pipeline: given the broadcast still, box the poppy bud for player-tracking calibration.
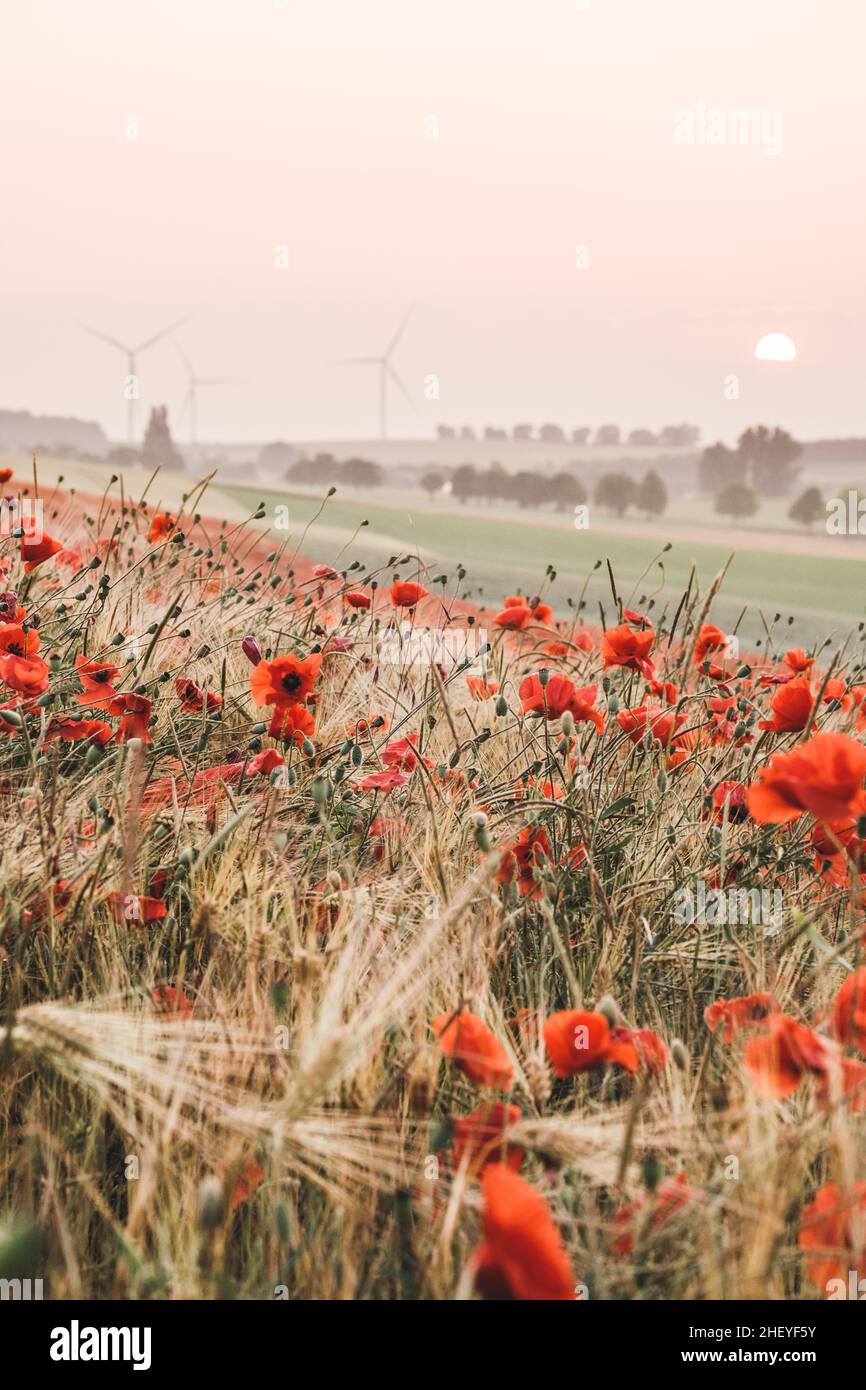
[538,668,549,688]
[198,1175,225,1232]
[607,694,619,714]
[311,777,329,804]
[495,695,508,717]
[641,1152,664,1193]
[242,636,262,666]
[0,709,22,728]
[561,709,575,736]
[596,994,620,1028]
[671,1038,689,1071]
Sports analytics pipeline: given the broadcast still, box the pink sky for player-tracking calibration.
[1,0,864,444]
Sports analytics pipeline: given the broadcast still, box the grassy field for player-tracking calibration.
[224,482,866,648]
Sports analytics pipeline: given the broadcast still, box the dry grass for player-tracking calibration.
[0,466,864,1301]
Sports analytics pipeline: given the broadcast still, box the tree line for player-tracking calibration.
[435,423,701,447]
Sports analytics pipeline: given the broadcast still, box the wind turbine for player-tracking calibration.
[174,340,242,445]
[330,306,416,439]
[78,316,189,442]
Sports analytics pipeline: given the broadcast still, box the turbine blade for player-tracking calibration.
[386,363,417,413]
[77,322,129,354]
[384,304,413,360]
[134,315,191,354]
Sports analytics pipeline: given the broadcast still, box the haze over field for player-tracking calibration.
[2,0,865,444]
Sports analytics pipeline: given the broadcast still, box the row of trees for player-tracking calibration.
[287,454,382,486]
[430,464,668,518]
[713,482,826,526]
[436,423,700,447]
[699,426,802,498]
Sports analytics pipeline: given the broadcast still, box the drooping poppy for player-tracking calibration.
[21,530,63,571]
[432,1010,514,1091]
[176,677,221,713]
[758,675,814,733]
[473,1163,575,1300]
[601,623,655,677]
[268,701,315,746]
[107,692,152,743]
[45,717,112,745]
[798,1182,866,1291]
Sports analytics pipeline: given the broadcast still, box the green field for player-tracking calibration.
[224,483,866,650]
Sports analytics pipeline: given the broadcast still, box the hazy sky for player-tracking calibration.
[2,0,864,444]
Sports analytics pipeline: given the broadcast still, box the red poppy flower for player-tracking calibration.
[0,653,49,696]
[452,1102,523,1175]
[543,1009,638,1077]
[0,468,12,484]
[493,604,532,630]
[148,512,176,543]
[798,1182,866,1291]
[250,652,322,706]
[704,992,774,1043]
[45,717,112,745]
[473,1163,575,1301]
[107,693,152,743]
[466,675,499,700]
[758,675,814,732]
[343,589,371,609]
[611,1026,669,1074]
[832,968,866,1056]
[694,624,728,665]
[389,580,429,608]
[743,1014,831,1098]
[152,985,193,1018]
[706,781,748,823]
[497,825,553,899]
[268,701,315,746]
[432,1010,514,1090]
[617,704,684,748]
[75,655,120,708]
[0,623,39,659]
[601,623,655,677]
[382,734,423,770]
[175,677,222,713]
[357,767,407,792]
[229,1158,265,1210]
[785,648,814,673]
[21,531,63,571]
[746,732,866,825]
[519,673,605,731]
[105,891,168,924]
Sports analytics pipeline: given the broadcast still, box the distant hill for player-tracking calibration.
[0,409,108,457]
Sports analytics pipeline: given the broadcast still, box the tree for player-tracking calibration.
[571,427,591,445]
[341,457,381,487]
[699,441,745,493]
[258,441,296,470]
[737,425,802,497]
[549,472,587,512]
[539,423,566,443]
[459,425,477,441]
[627,428,657,446]
[420,469,445,498]
[788,486,824,528]
[594,424,621,447]
[141,406,183,470]
[509,471,545,509]
[436,425,456,439]
[659,423,701,447]
[594,471,635,515]
[483,426,507,441]
[715,482,759,521]
[512,424,533,441]
[451,464,478,504]
[636,469,667,517]
[289,454,341,484]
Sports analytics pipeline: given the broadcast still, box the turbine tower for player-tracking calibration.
[78,317,189,443]
[330,306,416,439]
[174,340,241,445]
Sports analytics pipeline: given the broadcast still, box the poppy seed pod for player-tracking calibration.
[561,709,575,736]
[671,1039,689,1071]
[198,1175,225,1232]
[596,994,620,1028]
